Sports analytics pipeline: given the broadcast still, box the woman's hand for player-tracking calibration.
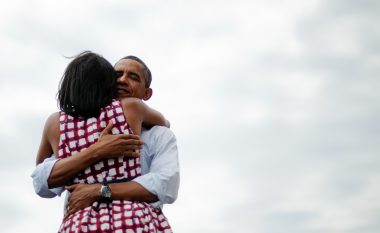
[65,183,101,217]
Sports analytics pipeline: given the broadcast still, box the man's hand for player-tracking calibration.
[65,183,101,217]
[92,122,144,160]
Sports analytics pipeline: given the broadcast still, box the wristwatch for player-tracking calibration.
[100,183,112,200]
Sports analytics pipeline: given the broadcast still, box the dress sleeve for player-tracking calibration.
[133,126,180,209]
[31,155,65,198]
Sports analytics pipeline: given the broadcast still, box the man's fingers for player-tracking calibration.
[107,134,143,145]
[65,207,75,219]
[122,138,144,146]
[123,150,141,157]
[120,144,143,150]
[65,184,77,192]
[118,134,141,141]
[100,122,114,137]
[65,205,72,219]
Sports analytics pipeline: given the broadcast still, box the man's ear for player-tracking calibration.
[143,88,153,101]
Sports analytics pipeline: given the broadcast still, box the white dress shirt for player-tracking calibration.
[31,126,180,209]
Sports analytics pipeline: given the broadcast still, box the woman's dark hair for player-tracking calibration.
[58,51,117,118]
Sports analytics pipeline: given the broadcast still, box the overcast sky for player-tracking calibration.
[0,0,379,232]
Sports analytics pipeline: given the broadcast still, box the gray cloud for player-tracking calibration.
[1,0,379,232]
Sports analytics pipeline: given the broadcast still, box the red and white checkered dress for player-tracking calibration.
[57,100,172,233]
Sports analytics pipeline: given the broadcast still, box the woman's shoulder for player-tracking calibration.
[119,98,146,117]
[45,112,60,125]
[102,99,141,111]
[120,98,143,108]
[43,112,60,137]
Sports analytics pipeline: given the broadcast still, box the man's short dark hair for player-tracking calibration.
[121,55,152,88]
[58,51,117,118]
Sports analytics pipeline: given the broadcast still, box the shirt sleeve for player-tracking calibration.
[31,156,65,198]
[133,126,180,209]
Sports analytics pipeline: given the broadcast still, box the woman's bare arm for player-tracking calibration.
[36,112,60,165]
[121,98,169,135]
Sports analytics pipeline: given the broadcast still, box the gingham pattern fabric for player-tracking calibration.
[57,100,172,233]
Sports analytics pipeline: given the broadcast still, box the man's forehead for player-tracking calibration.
[114,59,143,71]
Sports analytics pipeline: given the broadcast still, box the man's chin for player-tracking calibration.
[117,91,132,98]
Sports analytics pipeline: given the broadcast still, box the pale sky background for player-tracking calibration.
[0,0,379,232]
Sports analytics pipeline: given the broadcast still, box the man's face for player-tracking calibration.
[114,59,152,100]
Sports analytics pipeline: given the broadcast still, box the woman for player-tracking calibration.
[36,51,172,232]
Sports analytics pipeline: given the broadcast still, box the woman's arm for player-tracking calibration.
[121,98,170,135]
[36,112,60,165]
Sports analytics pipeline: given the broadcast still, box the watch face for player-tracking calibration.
[101,185,112,198]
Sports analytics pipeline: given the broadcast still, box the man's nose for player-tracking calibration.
[117,74,129,85]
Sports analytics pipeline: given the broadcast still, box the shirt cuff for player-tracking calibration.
[31,157,65,198]
[133,171,179,209]
[133,174,163,209]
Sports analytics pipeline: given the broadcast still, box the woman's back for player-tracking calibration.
[58,99,141,184]
[58,100,172,233]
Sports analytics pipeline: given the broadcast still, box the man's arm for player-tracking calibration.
[47,123,143,188]
[32,156,159,216]
[33,126,179,214]
[32,123,144,195]
[66,126,179,213]
[132,126,180,207]
[31,156,64,198]
[65,180,159,216]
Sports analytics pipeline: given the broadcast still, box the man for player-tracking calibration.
[32,55,180,215]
